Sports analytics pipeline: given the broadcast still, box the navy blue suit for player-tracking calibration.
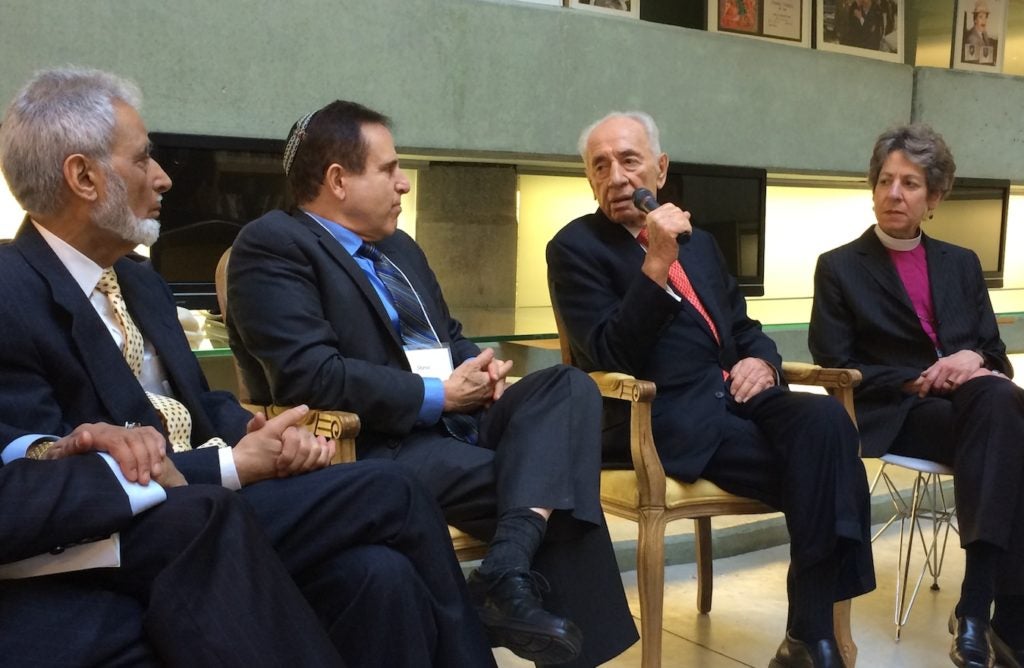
[0,456,345,667]
[548,210,875,600]
[227,209,638,667]
[0,221,495,667]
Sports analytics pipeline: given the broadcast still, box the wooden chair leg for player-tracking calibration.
[695,516,713,614]
[637,507,667,668]
[833,598,857,667]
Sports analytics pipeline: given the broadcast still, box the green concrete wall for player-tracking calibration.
[912,67,1024,180]
[2,0,911,174]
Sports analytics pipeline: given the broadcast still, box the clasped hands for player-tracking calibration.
[729,357,776,404]
[48,405,335,488]
[903,349,996,398]
[442,347,514,413]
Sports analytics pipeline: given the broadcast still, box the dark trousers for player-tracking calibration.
[359,365,639,668]
[0,485,343,667]
[889,374,1024,595]
[697,387,876,601]
[238,459,496,668]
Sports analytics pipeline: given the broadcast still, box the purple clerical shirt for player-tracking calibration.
[888,244,941,352]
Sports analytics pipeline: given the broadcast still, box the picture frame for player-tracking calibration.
[515,0,562,5]
[707,0,811,48]
[565,0,640,19]
[951,0,1007,73]
[815,0,904,63]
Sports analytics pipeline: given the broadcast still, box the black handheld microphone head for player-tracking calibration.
[632,188,660,214]
[632,188,691,245]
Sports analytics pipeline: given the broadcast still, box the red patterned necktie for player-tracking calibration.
[636,228,720,345]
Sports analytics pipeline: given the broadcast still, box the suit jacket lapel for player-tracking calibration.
[675,242,722,345]
[117,260,188,389]
[923,234,955,333]
[294,212,405,352]
[13,224,155,426]
[853,227,915,312]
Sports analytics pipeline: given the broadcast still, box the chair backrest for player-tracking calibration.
[552,304,574,366]
[213,247,253,403]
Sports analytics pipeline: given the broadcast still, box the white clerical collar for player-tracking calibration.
[874,224,921,252]
[32,220,104,297]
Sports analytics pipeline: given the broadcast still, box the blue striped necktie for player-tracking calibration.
[358,242,478,444]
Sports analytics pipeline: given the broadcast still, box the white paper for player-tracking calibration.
[0,533,121,579]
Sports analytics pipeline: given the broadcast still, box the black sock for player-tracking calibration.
[789,556,838,643]
[479,508,547,576]
[958,543,997,621]
[992,595,1024,649]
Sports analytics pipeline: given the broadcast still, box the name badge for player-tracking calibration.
[405,344,454,380]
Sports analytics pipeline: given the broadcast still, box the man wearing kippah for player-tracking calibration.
[227,100,638,667]
[0,67,495,667]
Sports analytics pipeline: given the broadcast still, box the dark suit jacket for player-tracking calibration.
[809,226,1011,457]
[547,210,782,480]
[0,456,131,564]
[0,221,251,484]
[227,209,481,447]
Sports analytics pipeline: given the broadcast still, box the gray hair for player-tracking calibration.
[577,111,662,162]
[868,123,956,199]
[0,67,142,216]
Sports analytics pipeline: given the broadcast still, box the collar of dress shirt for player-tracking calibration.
[873,223,922,252]
[303,209,364,258]
[33,220,104,296]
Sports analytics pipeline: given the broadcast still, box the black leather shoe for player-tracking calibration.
[990,627,1024,668]
[948,611,996,668]
[767,633,843,668]
[467,568,582,664]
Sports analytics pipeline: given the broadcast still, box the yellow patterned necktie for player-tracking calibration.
[96,268,144,376]
[95,268,225,452]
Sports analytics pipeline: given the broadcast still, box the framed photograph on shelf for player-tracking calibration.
[952,0,1007,72]
[707,0,811,48]
[565,0,640,18]
[815,0,904,63]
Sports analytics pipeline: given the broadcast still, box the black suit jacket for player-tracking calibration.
[809,226,1011,457]
[547,210,782,480]
[227,209,481,446]
[0,222,251,484]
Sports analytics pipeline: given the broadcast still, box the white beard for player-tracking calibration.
[93,167,161,247]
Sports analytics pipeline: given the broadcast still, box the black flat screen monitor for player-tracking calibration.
[657,162,767,296]
[149,133,291,310]
[925,177,1009,289]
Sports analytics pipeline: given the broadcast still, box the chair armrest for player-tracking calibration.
[588,371,657,403]
[241,403,361,465]
[781,361,862,428]
[587,371,667,507]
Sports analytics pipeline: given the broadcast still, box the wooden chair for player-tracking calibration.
[214,249,489,561]
[553,310,863,668]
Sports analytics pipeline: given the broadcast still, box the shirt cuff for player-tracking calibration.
[96,453,167,515]
[2,434,55,464]
[220,447,241,490]
[417,377,445,426]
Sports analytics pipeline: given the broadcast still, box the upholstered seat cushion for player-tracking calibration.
[600,470,762,510]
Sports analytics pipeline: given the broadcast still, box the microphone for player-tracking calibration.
[632,188,690,244]
[632,187,661,214]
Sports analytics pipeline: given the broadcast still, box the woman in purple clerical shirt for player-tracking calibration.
[810,124,1024,668]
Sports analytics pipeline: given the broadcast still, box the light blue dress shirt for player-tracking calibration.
[304,211,445,426]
